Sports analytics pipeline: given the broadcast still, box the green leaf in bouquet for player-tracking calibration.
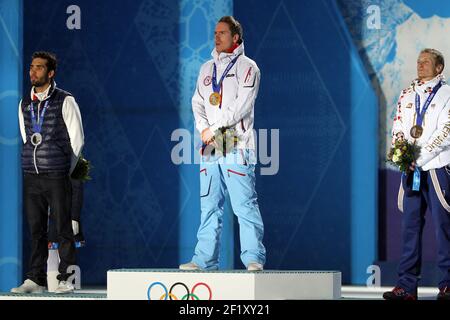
[71,156,92,182]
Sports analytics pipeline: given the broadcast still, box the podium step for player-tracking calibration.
[107,269,341,300]
[0,292,106,300]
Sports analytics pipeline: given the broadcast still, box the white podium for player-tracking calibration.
[107,269,341,300]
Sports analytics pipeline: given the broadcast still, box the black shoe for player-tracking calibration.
[383,286,417,300]
[437,286,450,300]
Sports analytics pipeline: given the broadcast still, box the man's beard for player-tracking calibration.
[31,75,50,88]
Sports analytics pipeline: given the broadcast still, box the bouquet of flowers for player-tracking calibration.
[387,139,420,173]
[71,155,92,182]
[199,128,239,157]
[213,128,239,157]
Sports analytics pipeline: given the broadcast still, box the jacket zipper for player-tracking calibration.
[34,101,43,174]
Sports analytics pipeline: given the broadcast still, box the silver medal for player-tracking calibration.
[31,132,42,146]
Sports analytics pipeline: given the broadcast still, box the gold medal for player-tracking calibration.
[410,125,423,139]
[209,92,221,106]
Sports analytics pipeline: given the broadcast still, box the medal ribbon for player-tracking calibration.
[412,167,420,191]
[414,80,442,126]
[30,100,50,133]
[212,54,241,93]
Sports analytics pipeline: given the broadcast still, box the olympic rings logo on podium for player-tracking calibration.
[147,281,213,300]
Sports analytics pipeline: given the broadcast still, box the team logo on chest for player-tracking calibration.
[406,103,412,108]
[203,76,212,86]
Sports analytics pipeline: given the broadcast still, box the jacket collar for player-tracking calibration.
[212,42,245,65]
[30,80,56,102]
[412,74,446,95]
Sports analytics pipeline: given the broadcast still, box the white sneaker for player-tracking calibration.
[179,262,202,270]
[10,279,46,294]
[247,262,264,271]
[54,281,74,294]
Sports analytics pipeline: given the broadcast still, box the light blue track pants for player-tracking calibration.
[191,149,266,269]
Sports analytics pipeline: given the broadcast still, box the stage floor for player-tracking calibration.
[0,286,440,300]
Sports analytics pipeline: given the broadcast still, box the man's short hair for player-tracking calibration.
[420,48,445,71]
[32,51,57,74]
[218,16,243,44]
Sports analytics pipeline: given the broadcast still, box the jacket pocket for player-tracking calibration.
[227,169,246,177]
[200,168,212,197]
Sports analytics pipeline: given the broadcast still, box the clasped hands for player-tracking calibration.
[395,132,416,172]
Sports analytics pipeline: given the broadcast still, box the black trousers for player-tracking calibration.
[48,178,85,243]
[23,172,76,286]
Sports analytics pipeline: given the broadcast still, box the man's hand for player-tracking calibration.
[201,128,215,144]
[409,161,416,172]
[396,132,405,141]
[72,220,79,236]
